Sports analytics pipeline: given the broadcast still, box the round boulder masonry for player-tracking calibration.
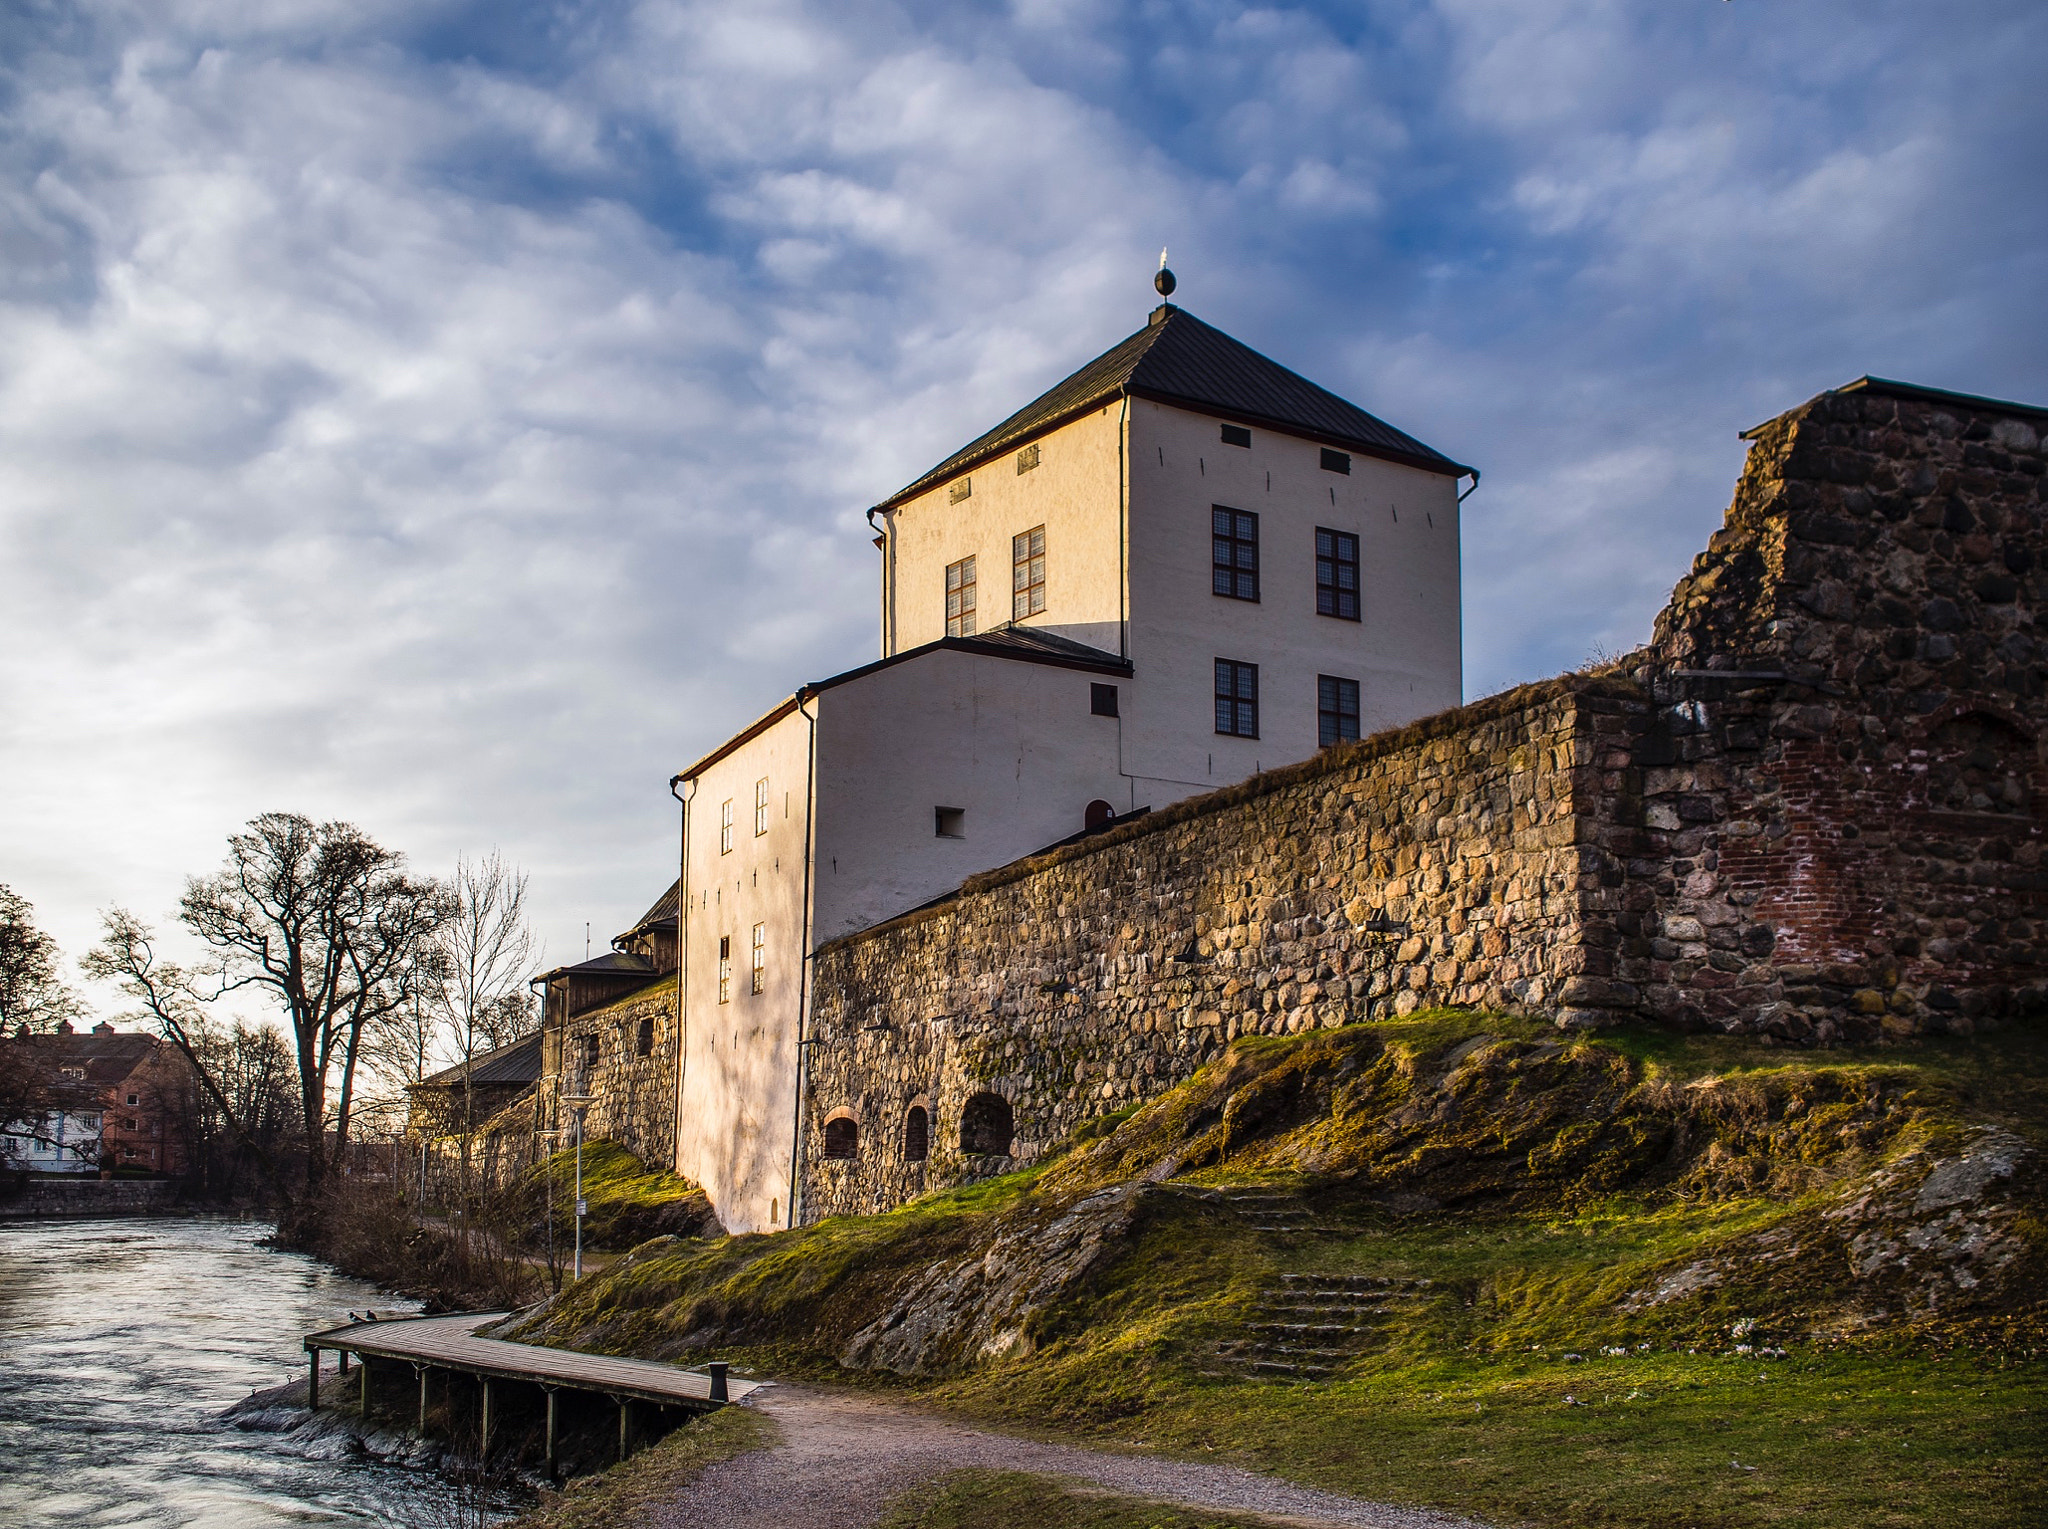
[798,378,2048,1221]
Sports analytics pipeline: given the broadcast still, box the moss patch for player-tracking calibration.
[514,1139,718,1252]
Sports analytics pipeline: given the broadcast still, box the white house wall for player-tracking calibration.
[675,703,815,1236]
[881,406,1128,658]
[1119,399,1463,800]
[676,648,1129,1233]
[810,648,1129,942]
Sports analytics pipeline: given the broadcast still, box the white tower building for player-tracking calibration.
[671,289,1474,1231]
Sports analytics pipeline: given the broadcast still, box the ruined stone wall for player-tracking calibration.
[800,681,1613,1219]
[794,379,2048,1223]
[1584,383,2048,1043]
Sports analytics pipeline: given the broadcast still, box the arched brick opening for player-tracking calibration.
[959,1092,1013,1156]
[823,1115,859,1160]
[903,1104,929,1162]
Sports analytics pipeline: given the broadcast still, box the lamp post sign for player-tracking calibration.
[561,1070,595,1281]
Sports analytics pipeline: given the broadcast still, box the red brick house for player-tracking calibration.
[1,1023,197,1176]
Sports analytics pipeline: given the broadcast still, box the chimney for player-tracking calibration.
[57,1020,75,1035]
[93,1022,116,1035]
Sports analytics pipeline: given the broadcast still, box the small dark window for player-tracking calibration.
[1016,442,1040,473]
[126,1094,139,1107]
[960,1092,1014,1156]
[718,935,730,959]
[1090,683,1119,717]
[823,1117,858,1159]
[1215,659,1259,738]
[577,1034,599,1071]
[946,556,977,638]
[904,1106,929,1162]
[1085,799,1116,831]
[1212,507,1258,601]
[636,1016,655,1056]
[1320,448,1351,475]
[1220,424,1251,448]
[949,477,971,503]
[1316,528,1360,620]
[935,807,965,838]
[1319,675,1361,748]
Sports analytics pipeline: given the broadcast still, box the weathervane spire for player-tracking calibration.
[1154,247,1176,299]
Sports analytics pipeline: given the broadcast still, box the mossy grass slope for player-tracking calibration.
[516,1138,718,1251]
[511,1011,2048,1526]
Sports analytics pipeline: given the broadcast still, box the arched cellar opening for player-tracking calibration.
[1084,798,1115,831]
[903,1105,929,1162]
[823,1115,859,1160]
[959,1092,1013,1156]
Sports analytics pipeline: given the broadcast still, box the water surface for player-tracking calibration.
[0,1215,496,1528]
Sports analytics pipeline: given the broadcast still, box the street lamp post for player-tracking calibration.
[561,1070,594,1281]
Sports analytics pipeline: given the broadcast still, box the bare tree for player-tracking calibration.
[0,884,79,1033]
[84,910,299,1198]
[417,852,540,1210]
[428,851,540,1064]
[87,814,448,1217]
[0,886,83,1166]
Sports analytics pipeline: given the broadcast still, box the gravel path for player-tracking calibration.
[650,1384,1485,1529]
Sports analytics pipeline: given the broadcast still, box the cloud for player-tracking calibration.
[0,0,2042,999]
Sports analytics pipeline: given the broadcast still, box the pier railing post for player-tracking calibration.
[544,1387,559,1479]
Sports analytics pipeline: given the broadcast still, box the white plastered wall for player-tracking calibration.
[810,647,1130,941]
[674,703,815,1237]
[1119,399,1463,800]
[881,406,1128,658]
[676,648,1128,1233]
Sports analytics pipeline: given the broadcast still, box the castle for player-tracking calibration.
[525,286,2048,1236]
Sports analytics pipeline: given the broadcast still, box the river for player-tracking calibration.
[0,1215,515,1529]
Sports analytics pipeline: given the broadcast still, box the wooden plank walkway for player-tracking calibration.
[304,1311,763,1408]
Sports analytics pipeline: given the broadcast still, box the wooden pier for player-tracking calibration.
[304,1311,760,1473]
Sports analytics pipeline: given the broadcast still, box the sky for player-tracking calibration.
[3,0,2045,1005]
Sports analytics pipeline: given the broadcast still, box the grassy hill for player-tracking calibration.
[505,1011,2047,1527]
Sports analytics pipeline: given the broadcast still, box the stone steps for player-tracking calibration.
[1206,1270,1437,1383]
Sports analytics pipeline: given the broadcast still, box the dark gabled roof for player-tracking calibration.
[675,629,1132,783]
[624,880,680,938]
[412,1031,543,1092]
[4,1028,158,1082]
[534,949,657,985]
[878,304,1472,510]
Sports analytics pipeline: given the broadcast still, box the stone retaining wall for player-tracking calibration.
[0,1177,184,1218]
[800,677,1612,1219]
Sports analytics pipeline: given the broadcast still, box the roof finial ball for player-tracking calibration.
[1154,247,1176,299]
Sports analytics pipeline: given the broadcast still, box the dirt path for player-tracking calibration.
[651,1384,1484,1529]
